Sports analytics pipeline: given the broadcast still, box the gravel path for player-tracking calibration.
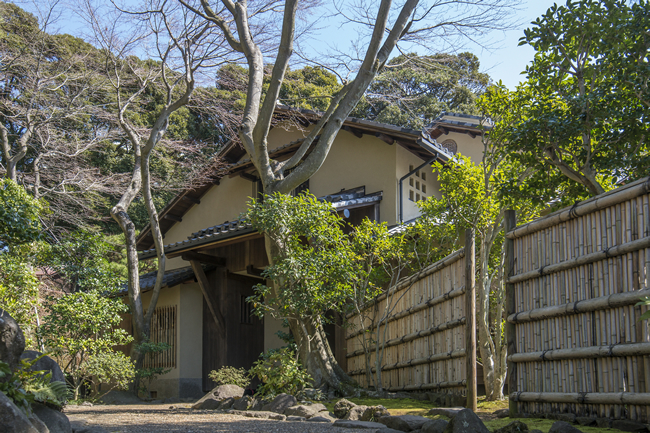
[65,404,361,433]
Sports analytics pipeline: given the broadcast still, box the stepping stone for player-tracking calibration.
[333,420,387,429]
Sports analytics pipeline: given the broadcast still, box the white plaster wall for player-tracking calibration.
[396,145,439,223]
[264,316,286,352]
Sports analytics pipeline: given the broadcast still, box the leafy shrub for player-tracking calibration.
[208,366,250,388]
[135,341,172,399]
[249,346,312,398]
[81,351,135,400]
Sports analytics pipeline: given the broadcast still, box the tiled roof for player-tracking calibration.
[119,264,217,294]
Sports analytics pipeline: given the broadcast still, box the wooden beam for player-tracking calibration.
[240,172,258,182]
[181,251,226,267]
[181,195,201,205]
[375,132,395,145]
[163,214,182,222]
[189,260,226,337]
[342,125,364,138]
[246,265,264,278]
[464,228,477,412]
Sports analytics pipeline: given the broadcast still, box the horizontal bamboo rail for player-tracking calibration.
[507,236,650,284]
[346,317,466,358]
[348,348,466,376]
[387,380,466,392]
[346,286,465,340]
[510,392,650,405]
[506,176,650,239]
[507,288,650,324]
[346,248,464,319]
[509,342,650,363]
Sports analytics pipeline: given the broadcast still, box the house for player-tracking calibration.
[130,108,485,399]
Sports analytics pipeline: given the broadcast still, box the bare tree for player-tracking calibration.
[83,0,233,367]
[178,0,519,391]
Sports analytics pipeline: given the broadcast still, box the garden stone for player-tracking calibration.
[233,395,252,411]
[379,415,431,431]
[334,398,357,418]
[333,419,387,429]
[79,402,93,407]
[285,404,321,418]
[192,385,244,409]
[286,416,305,421]
[421,419,449,433]
[261,393,297,414]
[595,418,612,428]
[217,397,235,409]
[494,409,510,418]
[229,410,286,421]
[427,407,463,418]
[0,309,25,374]
[29,413,50,433]
[345,405,368,420]
[248,397,267,411]
[548,421,584,433]
[32,403,72,433]
[20,351,65,384]
[611,419,649,432]
[441,408,489,433]
[494,420,529,433]
[376,428,406,433]
[546,413,576,423]
[575,417,596,426]
[0,391,39,433]
[362,405,389,421]
[308,416,333,423]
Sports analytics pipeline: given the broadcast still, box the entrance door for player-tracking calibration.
[202,271,264,391]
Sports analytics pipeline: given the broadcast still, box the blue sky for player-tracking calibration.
[19,0,559,89]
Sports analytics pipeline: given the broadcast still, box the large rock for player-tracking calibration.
[611,419,649,432]
[494,409,510,419]
[29,413,50,433]
[307,416,334,423]
[0,391,39,433]
[217,397,235,410]
[362,405,389,421]
[284,404,327,418]
[228,409,286,420]
[0,309,25,374]
[333,419,387,429]
[422,419,449,433]
[379,415,431,432]
[261,393,297,414]
[376,428,405,433]
[548,421,584,433]
[192,384,244,410]
[20,351,65,384]
[32,403,71,433]
[345,405,368,420]
[494,420,529,433]
[428,407,464,418]
[333,398,357,418]
[232,395,252,411]
[442,408,489,433]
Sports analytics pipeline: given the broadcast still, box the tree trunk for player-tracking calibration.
[263,234,355,394]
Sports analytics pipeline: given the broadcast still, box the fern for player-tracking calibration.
[23,374,70,406]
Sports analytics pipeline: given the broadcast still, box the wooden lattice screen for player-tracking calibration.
[505,177,650,422]
[345,231,476,406]
[144,305,177,369]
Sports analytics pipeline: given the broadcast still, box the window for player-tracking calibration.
[241,296,253,324]
[409,164,414,172]
[422,172,426,181]
[416,170,420,177]
[409,178,414,187]
[416,193,421,201]
[144,306,176,369]
[409,190,414,201]
[416,181,420,190]
[422,184,427,194]
[441,139,458,155]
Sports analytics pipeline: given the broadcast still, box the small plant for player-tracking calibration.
[249,345,312,398]
[135,341,172,399]
[81,351,135,400]
[208,366,250,388]
[0,357,70,414]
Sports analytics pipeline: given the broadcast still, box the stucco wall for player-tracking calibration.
[264,315,286,352]
[396,145,439,223]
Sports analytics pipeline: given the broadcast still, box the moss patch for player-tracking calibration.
[322,397,434,417]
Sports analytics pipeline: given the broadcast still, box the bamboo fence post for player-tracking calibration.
[505,210,518,416]
[465,229,477,411]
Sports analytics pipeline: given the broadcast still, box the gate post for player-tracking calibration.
[464,228,477,411]
[505,210,518,416]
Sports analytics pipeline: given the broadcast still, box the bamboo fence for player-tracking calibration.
[505,176,650,422]
[345,230,476,407]
[143,305,177,369]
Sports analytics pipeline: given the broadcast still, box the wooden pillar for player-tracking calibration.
[189,260,226,337]
[464,228,477,411]
[505,210,518,416]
